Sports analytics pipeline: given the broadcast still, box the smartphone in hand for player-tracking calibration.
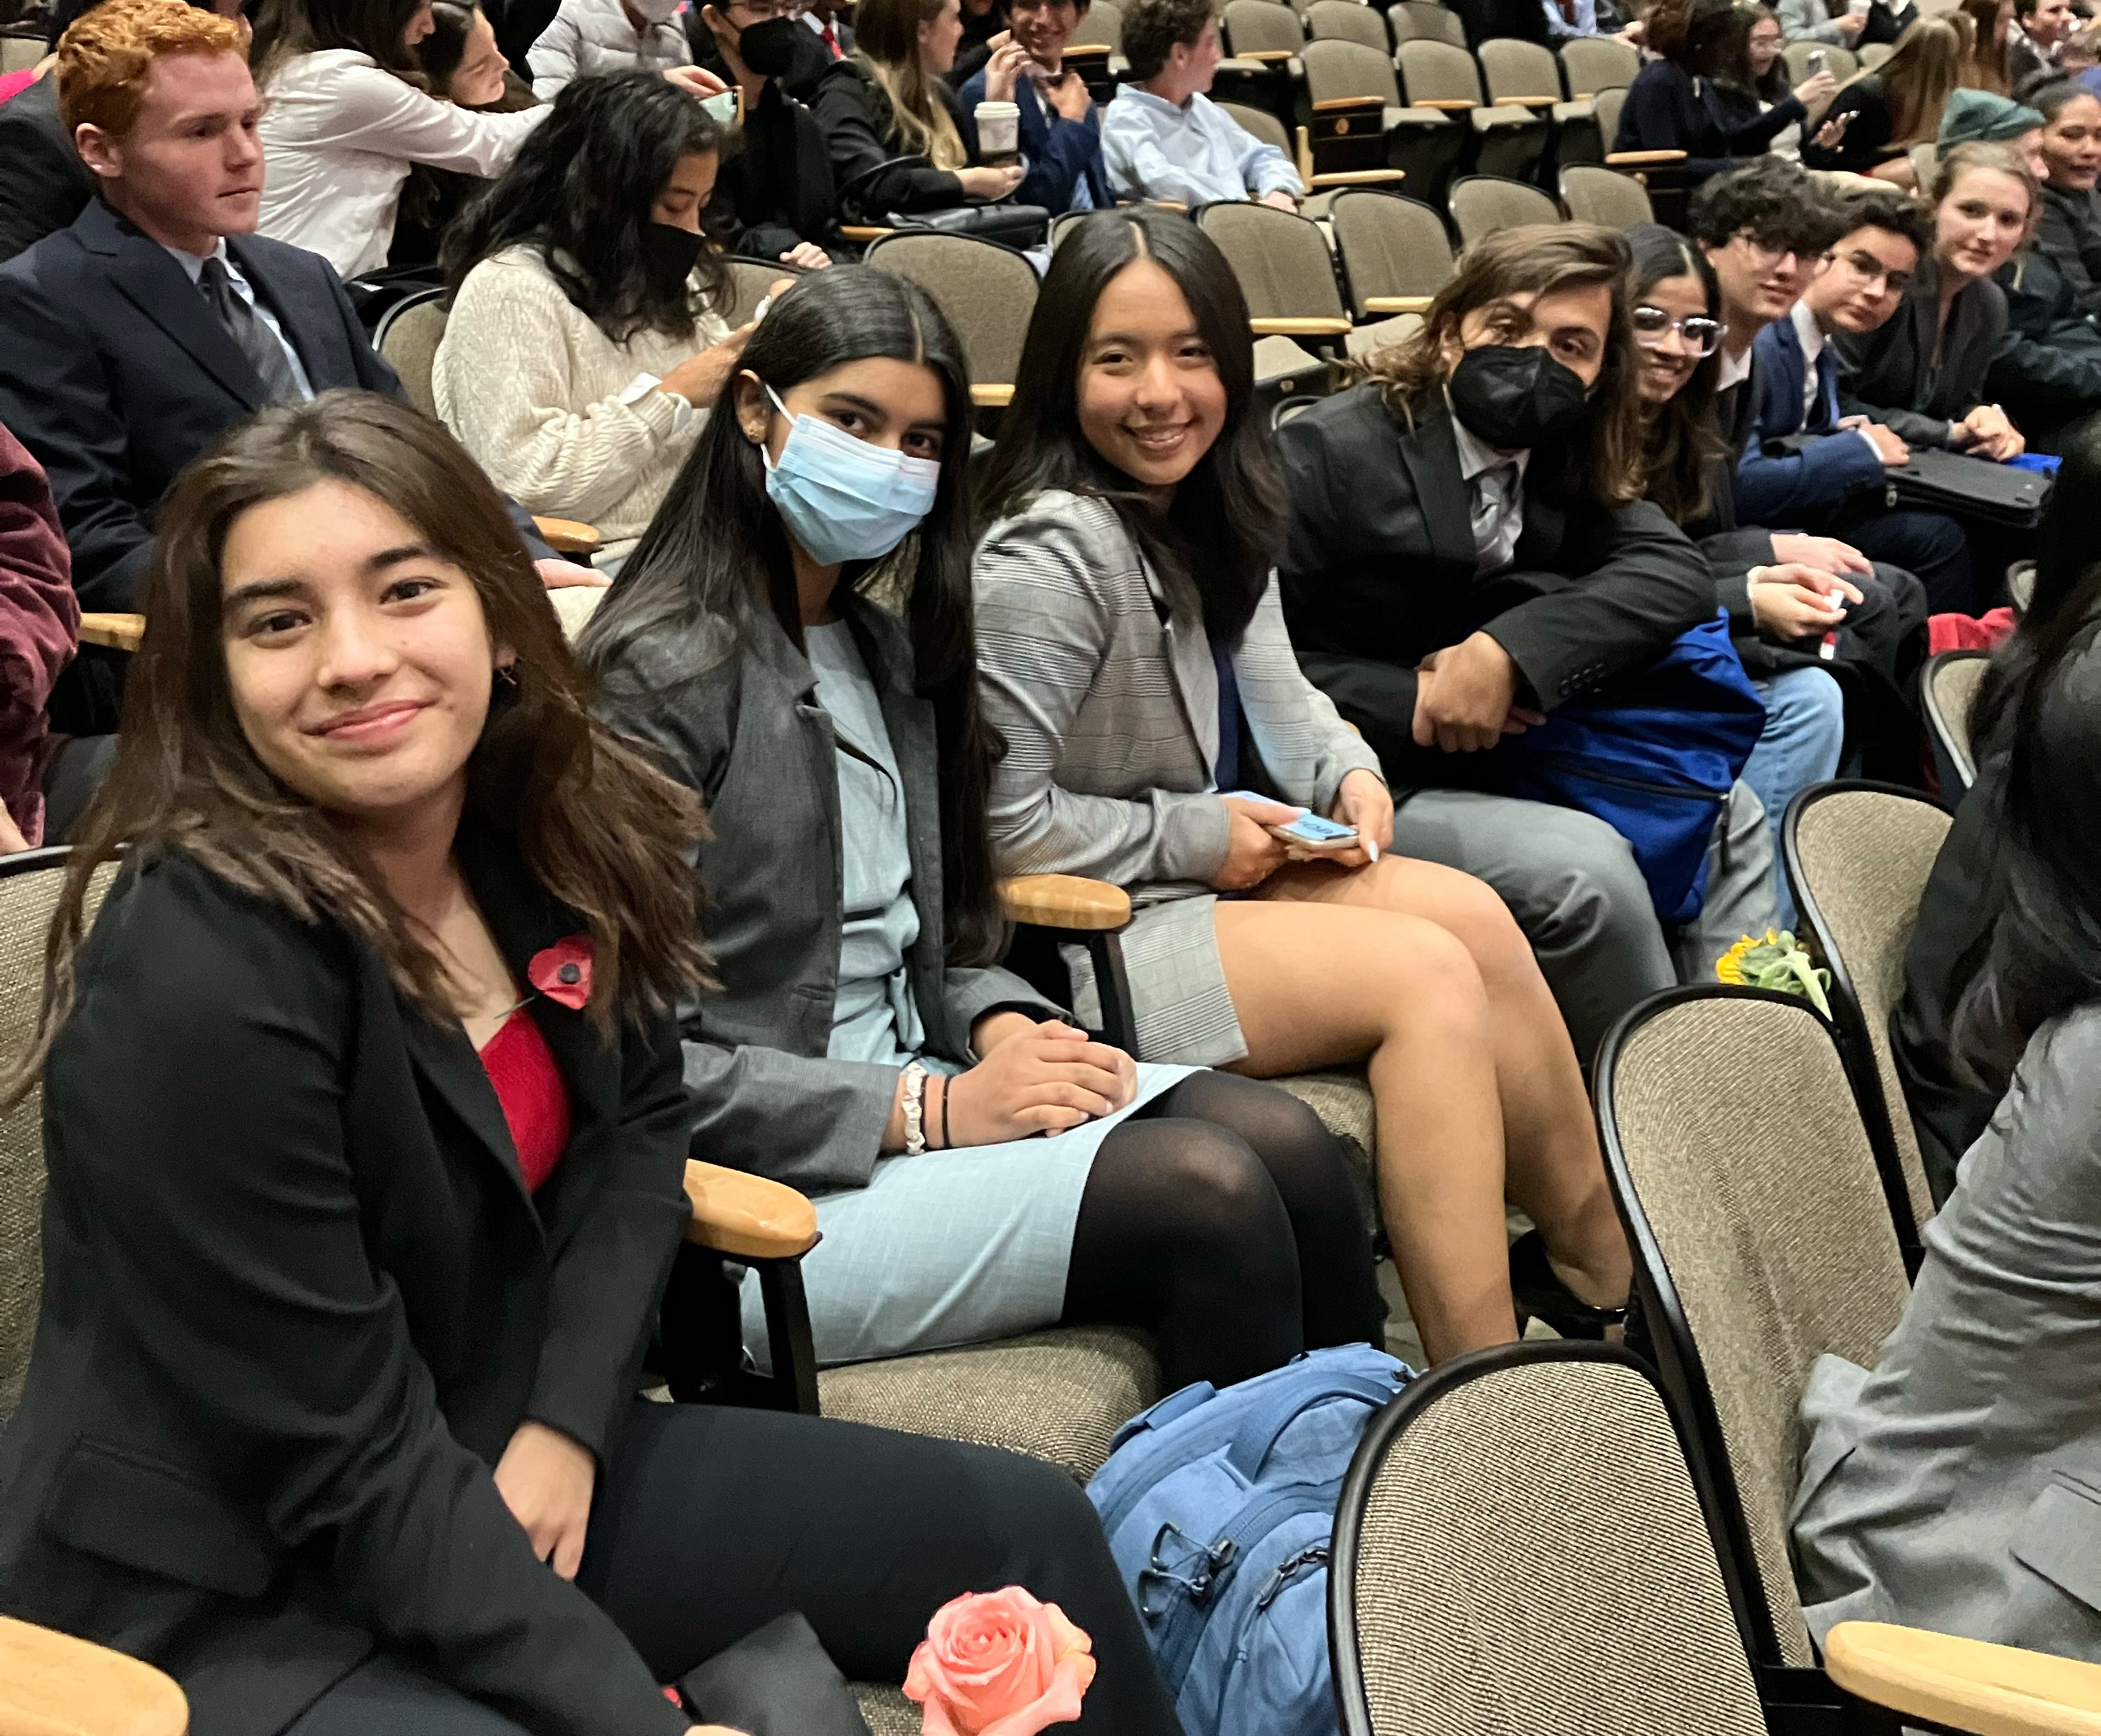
[1269,813,1358,852]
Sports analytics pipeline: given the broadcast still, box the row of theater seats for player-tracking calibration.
[6,777,2100,1734]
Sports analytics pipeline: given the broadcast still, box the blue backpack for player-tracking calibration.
[1497,611,1767,925]
[1085,1346,1412,1736]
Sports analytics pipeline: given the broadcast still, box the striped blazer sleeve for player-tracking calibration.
[1233,576,1385,812]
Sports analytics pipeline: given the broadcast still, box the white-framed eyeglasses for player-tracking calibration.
[1631,305,1724,356]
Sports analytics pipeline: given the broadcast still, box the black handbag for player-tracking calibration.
[839,153,1052,249]
[1886,445,2053,529]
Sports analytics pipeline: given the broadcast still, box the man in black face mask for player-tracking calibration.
[693,0,846,263]
[1274,222,1717,1066]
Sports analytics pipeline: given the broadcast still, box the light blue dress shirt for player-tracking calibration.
[1101,86,1305,206]
[162,238,317,401]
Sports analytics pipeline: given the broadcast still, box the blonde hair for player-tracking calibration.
[852,0,967,169]
[1837,15,1964,147]
[59,0,245,138]
[1931,136,2041,237]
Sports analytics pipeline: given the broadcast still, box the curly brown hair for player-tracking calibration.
[5,392,711,1105]
[1353,222,1648,506]
[1122,0,1214,81]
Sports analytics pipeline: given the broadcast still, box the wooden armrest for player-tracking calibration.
[1494,93,1560,104]
[1000,873,1132,932]
[1235,47,1297,60]
[971,383,1015,407]
[1249,316,1353,336]
[1826,1621,2101,1736]
[1309,168,1408,185]
[1363,295,1435,313]
[1605,148,1687,165]
[0,1614,188,1735]
[840,224,894,242]
[683,1161,819,1261]
[1312,96,1385,112]
[531,516,601,556]
[1413,97,1476,110]
[77,613,145,652]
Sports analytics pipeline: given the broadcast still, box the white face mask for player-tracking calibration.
[631,0,682,24]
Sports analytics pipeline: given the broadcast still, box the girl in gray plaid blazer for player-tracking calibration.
[973,210,1633,1365]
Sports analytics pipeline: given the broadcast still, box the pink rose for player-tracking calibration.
[903,1587,1096,1736]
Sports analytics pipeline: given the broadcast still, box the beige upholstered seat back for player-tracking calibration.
[1558,33,1638,94]
[863,231,1040,389]
[1328,190,1455,314]
[1305,35,1403,104]
[1070,0,1122,47]
[1395,36,1483,103]
[1,854,117,1424]
[1447,174,1560,246]
[1341,1352,1768,1736]
[1476,36,1563,102]
[1221,99,1295,154]
[1388,0,1467,44]
[1226,0,1306,54]
[1787,787,1953,1230]
[1306,0,1392,50]
[1602,994,1911,1666]
[1590,83,1628,143]
[1924,652,1989,792]
[376,295,449,416]
[1198,201,1349,320]
[720,257,807,326]
[1559,162,1653,226]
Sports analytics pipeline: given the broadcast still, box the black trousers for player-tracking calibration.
[288,1399,1181,1734]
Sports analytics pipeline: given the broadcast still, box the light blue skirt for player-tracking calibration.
[740,1061,1196,1369]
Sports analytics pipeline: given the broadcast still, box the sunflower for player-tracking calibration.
[1715,928,1834,1019]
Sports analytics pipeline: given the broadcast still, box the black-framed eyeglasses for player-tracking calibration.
[1631,305,1724,355]
[728,0,807,17]
[1730,229,1802,265]
[1823,247,1912,294]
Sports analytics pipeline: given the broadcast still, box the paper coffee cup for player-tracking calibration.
[975,100,1021,160]
[1847,1,1870,17]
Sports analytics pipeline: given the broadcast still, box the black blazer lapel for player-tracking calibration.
[230,235,349,389]
[1396,402,1480,577]
[398,1002,534,1205]
[80,202,266,411]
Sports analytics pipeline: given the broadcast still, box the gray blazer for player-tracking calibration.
[592,590,1060,1195]
[1790,1002,2101,1661]
[1834,254,2009,449]
[973,489,1383,1066]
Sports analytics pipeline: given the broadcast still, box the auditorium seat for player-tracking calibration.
[1447,172,1561,247]
[1395,39,1549,185]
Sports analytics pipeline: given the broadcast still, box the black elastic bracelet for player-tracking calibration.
[937,1073,952,1150]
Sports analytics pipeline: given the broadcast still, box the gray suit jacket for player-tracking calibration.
[973,489,1382,1065]
[1833,255,2008,449]
[1791,1002,2101,1661]
[592,590,1059,1194]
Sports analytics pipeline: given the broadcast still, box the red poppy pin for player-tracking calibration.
[529,935,594,1010]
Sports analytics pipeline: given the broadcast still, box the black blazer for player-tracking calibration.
[1834,254,2009,449]
[0,201,552,614]
[0,834,693,1736]
[0,77,92,266]
[1276,383,1713,793]
[810,58,971,218]
[693,64,845,260]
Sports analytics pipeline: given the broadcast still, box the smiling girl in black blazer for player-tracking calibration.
[0,390,1182,1736]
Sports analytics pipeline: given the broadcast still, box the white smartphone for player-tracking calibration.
[1806,48,1828,75]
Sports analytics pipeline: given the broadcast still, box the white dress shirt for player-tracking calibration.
[161,238,315,400]
[1790,299,1882,457]
[1100,87,1304,206]
[1450,408,1530,576]
[257,49,547,279]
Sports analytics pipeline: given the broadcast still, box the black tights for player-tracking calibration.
[1060,1072,1385,1393]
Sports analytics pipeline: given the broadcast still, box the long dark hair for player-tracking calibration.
[1953,419,2101,1086]
[1628,223,1725,525]
[253,0,427,81]
[1647,0,1744,78]
[577,267,1007,965]
[443,73,729,342]
[3,392,711,1104]
[1715,1,1789,106]
[977,208,1282,649]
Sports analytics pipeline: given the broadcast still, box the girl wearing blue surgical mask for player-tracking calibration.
[582,265,1383,1391]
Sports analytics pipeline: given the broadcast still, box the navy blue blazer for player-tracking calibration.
[1736,313,1886,525]
[0,201,550,613]
[956,67,1110,215]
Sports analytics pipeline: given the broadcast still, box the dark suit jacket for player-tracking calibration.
[0,201,552,614]
[1276,383,1713,793]
[1988,239,2101,447]
[0,833,693,1736]
[1834,255,2007,449]
[691,59,844,261]
[1738,313,1888,522]
[0,76,92,265]
[811,58,971,218]
[956,65,1108,214]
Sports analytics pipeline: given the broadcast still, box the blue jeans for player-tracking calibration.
[1741,666,1846,932]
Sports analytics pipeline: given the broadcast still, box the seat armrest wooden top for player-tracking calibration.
[531,516,602,556]
[1412,97,1476,109]
[1234,47,1298,60]
[0,1614,188,1736]
[1309,168,1408,185]
[683,1161,819,1261]
[1000,873,1132,932]
[1826,1621,2101,1736]
[1362,294,1434,313]
[971,383,1016,407]
[1604,148,1687,164]
[1494,93,1560,104]
[839,225,894,242]
[1249,316,1354,336]
[1312,95,1386,110]
[78,613,145,653]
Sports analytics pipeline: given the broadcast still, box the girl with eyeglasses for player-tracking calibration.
[1628,222,1849,927]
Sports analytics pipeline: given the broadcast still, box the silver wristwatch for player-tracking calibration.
[900,1061,931,1156]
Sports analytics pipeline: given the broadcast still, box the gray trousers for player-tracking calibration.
[1389,784,1779,1069]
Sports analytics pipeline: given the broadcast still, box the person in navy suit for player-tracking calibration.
[0,0,571,622]
[957,0,1111,215]
[1739,189,1975,613]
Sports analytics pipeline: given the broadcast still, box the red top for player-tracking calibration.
[478,1005,572,1193]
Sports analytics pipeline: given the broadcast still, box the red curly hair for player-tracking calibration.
[59,0,246,140]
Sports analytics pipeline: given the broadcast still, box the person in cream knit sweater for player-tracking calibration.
[436,74,760,566]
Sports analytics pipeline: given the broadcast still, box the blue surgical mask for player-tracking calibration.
[760,386,941,565]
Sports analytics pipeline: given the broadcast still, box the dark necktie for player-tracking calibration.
[198,255,302,404]
[1813,346,1839,433]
